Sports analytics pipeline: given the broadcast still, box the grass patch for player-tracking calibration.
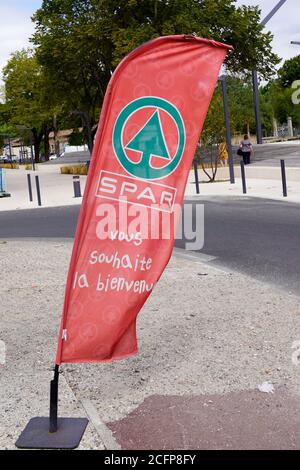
[60,165,88,175]
[0,163,19,169]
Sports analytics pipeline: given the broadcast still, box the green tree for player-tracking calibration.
[227,77,255,136]
[278,55,300,88]
[0,103,17,149]
[202,78,256,142]
[68,129,85,146]
[202,83,225,145]
[32,0,280,152]
[260,90,274,137]
[2,49,60,162]
[269,83,300,128]
[262,58,300,132]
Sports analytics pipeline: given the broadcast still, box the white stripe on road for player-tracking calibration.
[173,247,217,263]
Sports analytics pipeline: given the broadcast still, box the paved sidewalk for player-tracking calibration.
[186,175,300,203]
[2,163,300,212]
[1,165,87,211]
[1,240,300,449]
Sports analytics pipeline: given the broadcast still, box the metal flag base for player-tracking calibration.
[15,365,88,450]
[15,417,88,449]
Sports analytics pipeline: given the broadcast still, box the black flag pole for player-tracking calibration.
[49,364,60,433]
[15,364,88,449]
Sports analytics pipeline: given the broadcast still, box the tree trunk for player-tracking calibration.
[82,112,93,154]
[70,110,94,154]
[44,124,50,162]
[53,114,60,157]
[91,125,98,147]
[33,141,40,164]
[246,122,250,137]
[32,128,44,163]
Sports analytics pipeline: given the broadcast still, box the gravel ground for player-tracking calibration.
[1,239,300,449]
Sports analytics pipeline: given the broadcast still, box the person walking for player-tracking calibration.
[239,134,253,165]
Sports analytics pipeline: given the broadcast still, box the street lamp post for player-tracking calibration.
[219,76,235,184]
[252,70,262,144]
[16,126,35,171]
[252,0,288,144]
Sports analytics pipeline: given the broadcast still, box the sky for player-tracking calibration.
[0,0,299,79]
[0,0,41,77]
[236,0,300,64]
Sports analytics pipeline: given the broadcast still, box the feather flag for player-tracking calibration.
[56,35,232,364]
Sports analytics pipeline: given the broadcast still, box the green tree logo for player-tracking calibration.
[113,97,186,180]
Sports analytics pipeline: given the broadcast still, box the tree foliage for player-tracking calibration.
[68,129,85,146]
[260,55,300,130]
[31,0,280,151]
[278,55,300,88]
[0,0,285,158]
[2,49,61,161]
[202,77,257,141]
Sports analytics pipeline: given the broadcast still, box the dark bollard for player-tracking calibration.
[193,159,200,195]
[35,175,42,206]
[73,176,82,198]
[27,174,33,202]
[240,160,247,194]
[280,159,287,197]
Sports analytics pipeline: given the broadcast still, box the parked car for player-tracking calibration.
[0,155,10,163]
[0,155,18,163]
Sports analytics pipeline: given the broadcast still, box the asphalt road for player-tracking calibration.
[231,143,300,166]
[1,197,299,295]
[242,143,300,167]
[181,196,300,295]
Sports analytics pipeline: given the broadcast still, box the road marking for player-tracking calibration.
[173,247,217,263]
[81,398,121,450]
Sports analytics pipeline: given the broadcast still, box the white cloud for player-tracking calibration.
[0,4,36,79]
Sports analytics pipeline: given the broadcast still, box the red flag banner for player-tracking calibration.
[56,35,232,364]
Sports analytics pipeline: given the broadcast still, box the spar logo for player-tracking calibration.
[96,96,185,212]
[113,96,186,180]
